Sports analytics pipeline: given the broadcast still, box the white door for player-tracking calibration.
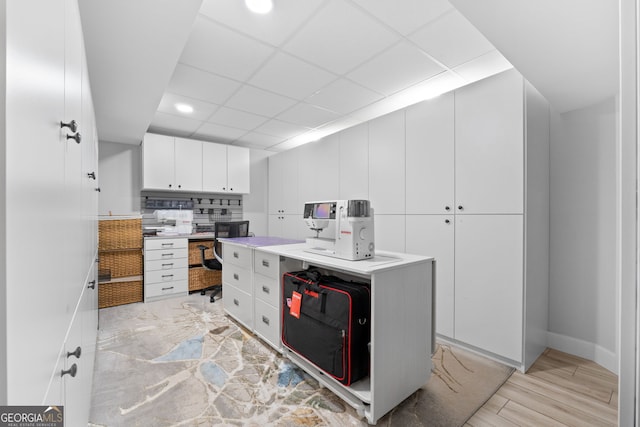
[405,94,455,214]
[227,145,250,193]
[174,137,202,191]
[143,134,175,190]
[369,110,405,214]
[455,69,524,215]
[202,142,227,193]
[406,215,455,337]
[454,214,524,362]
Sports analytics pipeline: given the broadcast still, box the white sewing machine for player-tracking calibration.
[303,200,375,261]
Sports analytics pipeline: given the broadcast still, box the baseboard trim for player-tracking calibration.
[546,331,618,374]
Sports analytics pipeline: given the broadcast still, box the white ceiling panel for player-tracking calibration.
[225,85,298,118]
[306,78,384,115]
[249,52,338,100]
[167,64,242,105]
[157,93,217,121]
[179,15,275,81]
[277,103,341,128]
[410,9,495,69]
[207,106,269,131]
[253,119,311,139]
[347,40,445,96]
[149,111,203,136]
[192,122,248,143]
[235,131,284,148]
[198,0,324,46]
[351,0,454,36]
[283,0,400,75]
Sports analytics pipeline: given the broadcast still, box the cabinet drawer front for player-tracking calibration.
[223,245,252,269]
[254,273,279,307]
[254,299,280,350]
[254,252,280,279]
[145,268,188,284]
[146,238,188,251]
[145,258,187,272]
[224,285,253,329]
[222,264,251,294]
[145,280,188,298]
[145,248,188,261]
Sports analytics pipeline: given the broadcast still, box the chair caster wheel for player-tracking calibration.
[210,295,215,303]
[200,290,206,295]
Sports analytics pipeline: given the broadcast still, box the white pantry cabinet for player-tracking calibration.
[2,0,99,422]
[202,143,250,193]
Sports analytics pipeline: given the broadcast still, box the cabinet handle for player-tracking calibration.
[161,243,174,247]
[161,253,174,257]
[66,132,82,144]
[262,285,270,294]
[262,260,269,267]
[95,187,101,192]
[178,184,181,189]
[162,263,174,267]
[233,252,239,258]
[162,286,174,291]
[87,280,96,289]
[66,346,82,359]
[60,119,78,132]
[87,172,96,180]
[61,363,77,378]
[445,206,450,211]
[169,184,172,188]
[458,205,463,210]
[233,298,239,306]
[161,274,174,279]
[262,315,270,325]
[445,219,450,224]
[233,273,239,280]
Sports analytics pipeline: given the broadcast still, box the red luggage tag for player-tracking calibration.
[290,291,302,319]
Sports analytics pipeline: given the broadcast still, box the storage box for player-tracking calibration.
[99,218,142,250]
[188,267,221,292]
[188,240,215,266]
[98,280,143,309]
[99,249,143,278]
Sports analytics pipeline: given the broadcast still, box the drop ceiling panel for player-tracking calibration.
[249,52,338,100]
[149,111,203,136]
[179,15,275,81]
[283,0,400,75]
[253,119,311,139]
[192,122,248,143]
[235,131,284,148]
[351,0,454,36]
[410,9,495,68]
[157,93,218,121]
[207,106,269,131]
[347,40,445,96]
[306,78,384,115]
[225,85,298,117]
[198,0,324,46]
[277,103,341,128]
[167,64,242,105]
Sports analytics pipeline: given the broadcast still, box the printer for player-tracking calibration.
[303,200,375,261]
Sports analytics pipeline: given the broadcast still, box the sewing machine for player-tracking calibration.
[303,200,375,261]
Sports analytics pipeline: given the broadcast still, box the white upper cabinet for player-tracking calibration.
[339,123,369,200]
[175,137,203,192]
[406,94,455,214]
[142,133,175,190]
[143,134,250,193]
[369,110,405,214]
[454,69,524,214]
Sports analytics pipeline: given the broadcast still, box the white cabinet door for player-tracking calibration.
[143,133,175,190]
[455,69,524,214]
[202,142,227,193]
[406,215,455,337]
[269,214,306,240]
[339,123,369,200]
[175,137,202,191]
[268,149,299,215]
[406,94,455,214]
[373,214,405,252]
[454,214,524,362]
[227,145,250,193]
[298,135,339,203]
[369,110,405,214]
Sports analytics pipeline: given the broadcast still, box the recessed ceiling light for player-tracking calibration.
[175,103,194,114]
[245,0,273,14]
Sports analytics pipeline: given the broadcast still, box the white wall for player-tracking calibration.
[548,97,618,371]
[98,141,142,215]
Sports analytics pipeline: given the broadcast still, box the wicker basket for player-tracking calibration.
[188,267,222,292]
[188,240,216,266]
[99,249,143,278]
[99,280,143,308]
[99,218,142,250]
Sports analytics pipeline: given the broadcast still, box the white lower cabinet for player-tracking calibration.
[144,238,188,302]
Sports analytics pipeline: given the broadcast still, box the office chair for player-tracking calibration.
[197,220,250,303]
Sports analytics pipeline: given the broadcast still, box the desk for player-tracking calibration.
[220,239,434,425]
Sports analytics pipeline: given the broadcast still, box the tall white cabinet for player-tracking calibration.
[0,0,99,422]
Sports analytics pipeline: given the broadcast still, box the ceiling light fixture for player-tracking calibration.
[245,0,273,14]
[175,103,194,114]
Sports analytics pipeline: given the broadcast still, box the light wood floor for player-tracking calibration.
[466,348,618,426]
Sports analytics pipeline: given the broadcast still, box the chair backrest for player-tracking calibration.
[214,220,250,239]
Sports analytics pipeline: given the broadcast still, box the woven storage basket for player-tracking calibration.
[188,240,215,266]
[99,218,142,250]
[99,280,143,308]
[188,267,222,292]
[99,249,143,278]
